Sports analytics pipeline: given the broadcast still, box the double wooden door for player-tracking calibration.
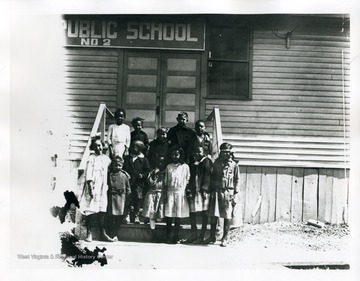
[122,51,201,139]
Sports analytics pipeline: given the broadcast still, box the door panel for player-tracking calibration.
[122,51,201,139]
[162,53,201,129]
[123,52,161,139]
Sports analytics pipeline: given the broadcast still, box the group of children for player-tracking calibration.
[79,109,239,247]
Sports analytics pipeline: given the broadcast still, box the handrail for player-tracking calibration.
[78,102,113,175]
[207,106,242,227]
[207,106,223,159]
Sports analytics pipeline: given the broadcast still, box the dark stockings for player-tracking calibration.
[166,217,181,244]
[199,211,208,240]
[220,218,231,247]
[204,216,217,244]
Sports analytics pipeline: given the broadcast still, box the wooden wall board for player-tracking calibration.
[244,167,262,223]
[332,169,348,224]
[303,169,319,221]
[260,167,277,223]
[275,168,293,221]
[233,166,247,226]
[291,168,304,222]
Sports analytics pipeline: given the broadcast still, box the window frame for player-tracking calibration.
[206,23,253,101]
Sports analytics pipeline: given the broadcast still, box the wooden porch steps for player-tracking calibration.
[75,222,213,243]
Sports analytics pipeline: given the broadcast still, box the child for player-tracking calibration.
[108,108,131,158]
[188,119,212,165]
[81,136,114,242]
[142,155,167,242]
[164,147,190,244]
[130,117,149,156]
[167,111,196,164]
[205,142,239,247]
[106,156,131,240]
[123,140,151,224]
[148,127,169,169]
[185,146,213,244]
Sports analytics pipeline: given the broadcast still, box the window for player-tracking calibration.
[208,26,251,99]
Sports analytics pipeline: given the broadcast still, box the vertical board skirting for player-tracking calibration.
[244,167,262,223]
[345,170,349,224]
[275,168,292,221]
[303,169,319,221]
[332,169,348,224]
[325,169,334,223]
[238,165,349,225]
[318,169,327,222]
[260,167,277,223]
[291,168,304,222]
[235,166,247,226]
[230,167,246,227]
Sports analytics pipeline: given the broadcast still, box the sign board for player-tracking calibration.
[63,16,205,50]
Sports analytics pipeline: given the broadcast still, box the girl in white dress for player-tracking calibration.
[108,108,131,158]
[164,147,190,243]
[81,136,114,242]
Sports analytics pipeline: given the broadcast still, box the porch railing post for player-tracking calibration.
[100,102,106,141]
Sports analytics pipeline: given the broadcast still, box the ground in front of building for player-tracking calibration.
[65,221,350,269]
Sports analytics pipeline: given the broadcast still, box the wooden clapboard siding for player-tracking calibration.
[64,48,119,160]
[205,17,350,168]
[205,15,350,168]
[236,166,349,225]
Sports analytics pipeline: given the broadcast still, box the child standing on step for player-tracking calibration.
[108,108,131,158]
[167,111,196,164]
[163,147,190,244]
[106,156,131,240]
[185,146,213,244]
[123,140,151,224]
[81,136,114,242]
[148,127,169,169]
[142,155,167,242]
[130,117,149,156]
[188,119,212,165]
[205,142,239,247]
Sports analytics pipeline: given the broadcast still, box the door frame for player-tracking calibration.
[118,49,203,138]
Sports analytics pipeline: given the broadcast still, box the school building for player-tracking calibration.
[61,14,350,226]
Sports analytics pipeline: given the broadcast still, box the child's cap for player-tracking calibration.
[219,142,233,152]
[177,111,188,119]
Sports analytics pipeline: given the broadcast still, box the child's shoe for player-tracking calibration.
[123,215,130,224]
[183,232,198,244]
[134,215,140,224]
[101,230,116,242]
[220,239,227,247]
[85,232,92,242]
[203,235,216,244]
[193,234,205,244]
